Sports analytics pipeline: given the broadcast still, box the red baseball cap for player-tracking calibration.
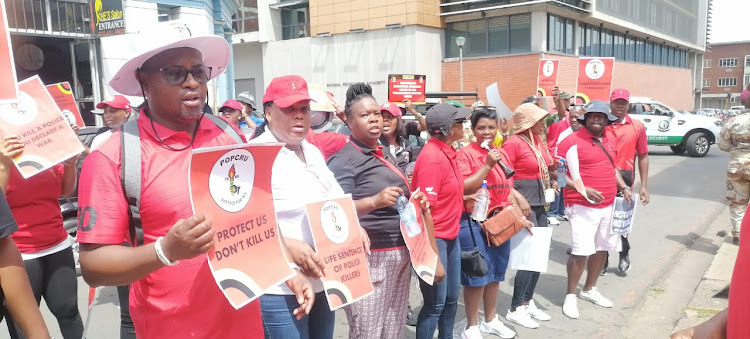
[610,89,630,102]
[219,99,242,112]
[380,103,402,118]
[96,95,131,110]
[262,75,315,108]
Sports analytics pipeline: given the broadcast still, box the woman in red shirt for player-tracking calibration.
[457,108,530,339]
[501,103,555,330]
[0,135,83,338]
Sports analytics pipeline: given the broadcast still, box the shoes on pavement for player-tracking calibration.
[547,216,560,225]
[717,230,727,237]
[562,294,579,319]
[618,254,631,272]
[579,287,613,308]
[600,258,609,276]
[733,236,740,245]
[506,306,539,329]
[480,315,516,339]
[406,306,417,326]
[566,248,572,255]
[526,300,551,321]
[557,215,568,221]
[461,325,483,339]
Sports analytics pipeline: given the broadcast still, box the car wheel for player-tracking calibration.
[686,132,710,157]
[670,144,687,154]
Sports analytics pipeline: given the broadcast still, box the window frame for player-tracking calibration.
[445,14,532,58]
[719,57,739,68]
[717,77,738,87]
[703,58,711,68]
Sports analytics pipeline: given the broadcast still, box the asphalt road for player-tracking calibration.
[0,144,731,339]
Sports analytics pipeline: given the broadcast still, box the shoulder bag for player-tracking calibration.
[481,205,526,247]
[460,218,489,277]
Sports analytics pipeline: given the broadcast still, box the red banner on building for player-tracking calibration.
[536,59,559,98]
[388,74,427,104]
[0,0,18,103]
[0,76,85,178]
[189,144,295,309]
[306,195,373,311]
[46,82,84,127]
[575,57,615,105]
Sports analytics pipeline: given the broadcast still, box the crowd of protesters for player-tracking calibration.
[5,29,750,339]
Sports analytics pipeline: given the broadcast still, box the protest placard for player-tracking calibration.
[388,74,426,104]
[508,227,553,273]
[611,194,638,235]
[399,191,439,285]
[536,59,559,98]
[189,143,295,309]
[0,0,18,103]
[46,82,84,127]
[0,76,84,178]
[486,82,513,121]
[575,57,615,104]
[306,195,373,310]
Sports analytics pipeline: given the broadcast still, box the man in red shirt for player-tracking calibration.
[77,34,312,338]
[556,100,632,320]
[602,88,650,275]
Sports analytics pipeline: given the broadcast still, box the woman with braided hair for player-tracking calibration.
[327,83,442,338]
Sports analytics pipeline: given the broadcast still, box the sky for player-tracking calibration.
[709,0,749,43]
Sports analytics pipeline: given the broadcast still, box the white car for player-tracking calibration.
[627,97,722,157]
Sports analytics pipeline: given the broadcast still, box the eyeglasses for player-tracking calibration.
[138,66,212,85]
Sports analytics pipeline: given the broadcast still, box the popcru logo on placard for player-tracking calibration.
[0,92,38,126]
[321,201,349,244]
[585,59,605,80]
[209,149,254,213]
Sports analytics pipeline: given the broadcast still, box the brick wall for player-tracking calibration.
[310,0,441,36]
[442,54,695,111]
[702,43,750,96]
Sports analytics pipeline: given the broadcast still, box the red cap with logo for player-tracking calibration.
[610,89,630,102]
[262,75,316,108]
[380,103,403,118]
[219,99,242,112]
[96,95,131,110]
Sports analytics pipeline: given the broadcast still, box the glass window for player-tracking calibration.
[702,78,710,87]
[281,4,309,40]
[703,58,711,68]
[613,32,625,59]
[488,17,509,54]
[600,29,613,57]
[586,25,600,56]
[467,20,488,55]
[746,56,750,67]
[645,41,654,64]
[625,36,635,61]
[232,0,259,34]
[653,43,661,65]
[661,45,669,66]
[578,24,586,55]
[158,6,178,22]
[565,18,574,55]
[547,14,574,55]
[447,22,468,58]
[719,58,739,68]
[718,78,738,87]
[509,14,531,53]
[635,38,645,63]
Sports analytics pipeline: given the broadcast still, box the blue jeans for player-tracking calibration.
[416,237,461,339]
[548,192,565,217]
[260,291,334,339]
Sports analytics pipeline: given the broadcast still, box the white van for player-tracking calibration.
[627,97,722,157]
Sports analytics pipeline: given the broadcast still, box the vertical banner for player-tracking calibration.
[388,74,427,104]
[46,82,85,127]
[0,0,18,103]
[575,57,615,105]
[306,195,373,310]
[611,195,638,235]
[189,143,295,309]
[536,59,559,98]
[0,76,84,178]
[399,191,439,285]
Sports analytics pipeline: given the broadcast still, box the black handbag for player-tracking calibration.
[460,218,489,277]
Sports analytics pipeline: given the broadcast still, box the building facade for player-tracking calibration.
[700,41,750,109]
[6,0,239,126]
[233,0,709,111]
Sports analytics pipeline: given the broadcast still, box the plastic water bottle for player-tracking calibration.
[472,181,490,221]
[557,158,566,188]
[396,195,422,237]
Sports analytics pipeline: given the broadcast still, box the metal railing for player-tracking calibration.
[6,0,92,38]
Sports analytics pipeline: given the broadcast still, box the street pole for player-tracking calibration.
[459,46,464,92]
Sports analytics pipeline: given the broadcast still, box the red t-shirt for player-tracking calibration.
[604,116,648,171]
[728,211,750,338]
[556,128,618,208]
[5,163,68,253]
[546,119,570,156]
[412,138,463,240]
[502,135,552,180]
[457,143,514,211]
[76,113,262,339]
[309,131,349,161]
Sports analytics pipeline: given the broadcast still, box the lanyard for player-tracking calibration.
[349,141,411,193]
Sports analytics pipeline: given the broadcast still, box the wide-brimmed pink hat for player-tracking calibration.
[109,25,230,96]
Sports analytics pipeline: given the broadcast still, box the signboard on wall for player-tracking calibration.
[89,0,126,37]
[388,74,427,104]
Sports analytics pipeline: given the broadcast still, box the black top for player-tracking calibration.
[379,120,422,172]
[0,191,18,238]
[327,138,410,250]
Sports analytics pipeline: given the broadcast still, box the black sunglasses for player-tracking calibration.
[138,66,212,85]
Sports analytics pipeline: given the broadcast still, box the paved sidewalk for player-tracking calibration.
[670,241,738,333]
